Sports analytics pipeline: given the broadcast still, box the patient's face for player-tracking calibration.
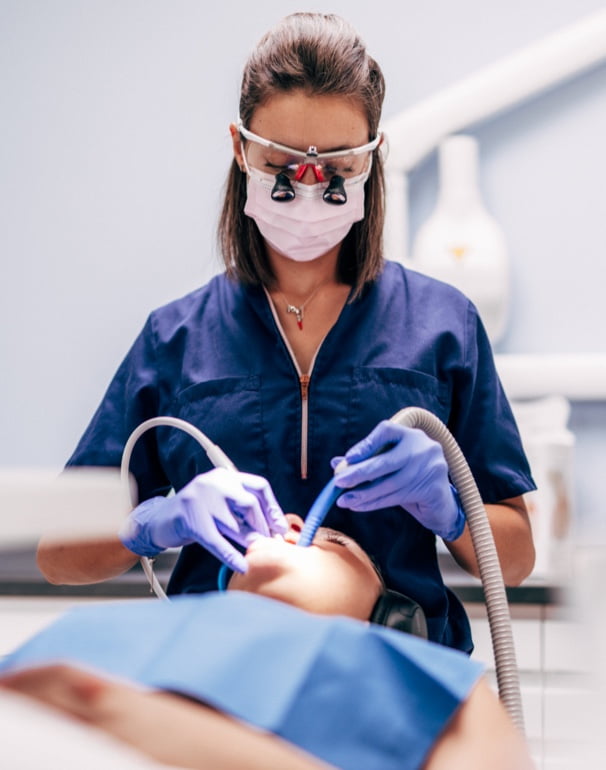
[228,514,382,620]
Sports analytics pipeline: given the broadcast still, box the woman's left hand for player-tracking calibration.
[331,420,465,541]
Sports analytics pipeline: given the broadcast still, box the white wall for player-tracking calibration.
[1,0,605,533]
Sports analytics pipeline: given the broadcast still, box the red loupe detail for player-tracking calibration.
[294,164,325,183]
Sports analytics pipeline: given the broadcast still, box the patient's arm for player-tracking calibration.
[2,666,533,770]
[423,678,535,770]
[0,665,334,770]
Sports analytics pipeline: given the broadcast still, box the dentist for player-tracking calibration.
[37,12,535,652]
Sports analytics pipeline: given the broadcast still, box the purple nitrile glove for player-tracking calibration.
[331,420,465,542]
[119,467,288,573]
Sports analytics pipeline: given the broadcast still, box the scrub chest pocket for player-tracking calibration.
[346,366,451,447]
[164,376,266,491]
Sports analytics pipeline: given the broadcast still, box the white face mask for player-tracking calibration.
[244,171,367,262]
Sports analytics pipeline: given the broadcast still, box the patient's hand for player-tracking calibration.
[0,664,332,770]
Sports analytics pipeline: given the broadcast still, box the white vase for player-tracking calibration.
[411,135,510,343]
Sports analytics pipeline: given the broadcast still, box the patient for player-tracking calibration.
[0,516,534,770]
[228,513,384,619]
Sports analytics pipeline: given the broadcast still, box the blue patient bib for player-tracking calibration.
[1,593,483,770]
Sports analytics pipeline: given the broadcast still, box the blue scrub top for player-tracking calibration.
[67,261,535,652]
[0,593,485,770]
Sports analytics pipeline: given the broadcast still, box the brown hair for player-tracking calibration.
[217,13,386,298]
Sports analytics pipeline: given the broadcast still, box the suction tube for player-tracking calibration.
[297,478,342,547]
[120,416,237,601]
[389,407,524,731]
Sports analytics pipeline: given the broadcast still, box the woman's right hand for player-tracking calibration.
[118,468,287,573]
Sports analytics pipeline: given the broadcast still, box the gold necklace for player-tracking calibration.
[279,283,325,331]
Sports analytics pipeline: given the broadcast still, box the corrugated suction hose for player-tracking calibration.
[391,407,524,732]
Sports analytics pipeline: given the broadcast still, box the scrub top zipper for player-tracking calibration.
[298,373,311,478]
[265,290,323,480]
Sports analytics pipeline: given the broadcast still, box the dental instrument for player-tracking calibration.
[296,477,342,547]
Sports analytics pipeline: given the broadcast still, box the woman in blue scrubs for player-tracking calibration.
[37,12,535,652]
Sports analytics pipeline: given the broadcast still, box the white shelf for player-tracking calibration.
[495,353,606,401]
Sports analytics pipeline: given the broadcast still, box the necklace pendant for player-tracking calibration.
[286,304,304,330]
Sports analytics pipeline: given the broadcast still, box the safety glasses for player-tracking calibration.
[238,118,381,203]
